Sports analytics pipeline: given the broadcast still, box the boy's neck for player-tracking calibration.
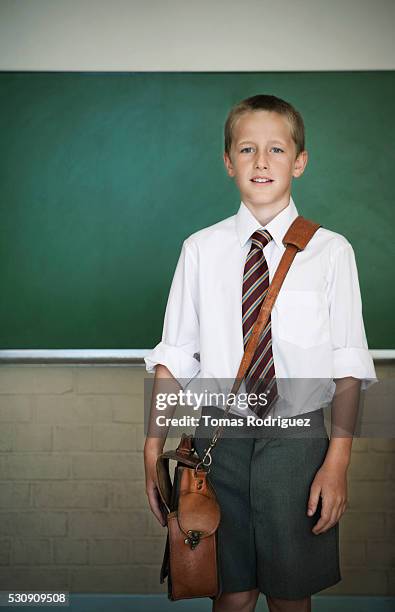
[243,198,290,227]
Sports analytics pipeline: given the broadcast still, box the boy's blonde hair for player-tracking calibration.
[224,94,305,158]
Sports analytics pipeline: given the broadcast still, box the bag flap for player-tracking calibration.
[177,468,220,537]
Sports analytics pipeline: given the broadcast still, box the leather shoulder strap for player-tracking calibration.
[283,215,321,250]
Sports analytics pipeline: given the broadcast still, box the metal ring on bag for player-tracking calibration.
[195,445,213,474]
[202,450,212,467]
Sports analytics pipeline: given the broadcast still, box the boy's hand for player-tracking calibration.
[307,461,348,535]
[144,444,167,527]
[144,364,181,527]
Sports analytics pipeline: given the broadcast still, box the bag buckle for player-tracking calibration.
[184,530,202,550]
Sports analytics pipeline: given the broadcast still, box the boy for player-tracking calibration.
[144,95,377,612]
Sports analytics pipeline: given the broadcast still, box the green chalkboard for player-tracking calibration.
[0,72,393,349]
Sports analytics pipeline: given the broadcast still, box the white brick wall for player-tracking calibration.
[0,363,393,594]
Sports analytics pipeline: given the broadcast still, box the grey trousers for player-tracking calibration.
[193,406,341,600]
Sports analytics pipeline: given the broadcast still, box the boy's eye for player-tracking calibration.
[240,146,284,154]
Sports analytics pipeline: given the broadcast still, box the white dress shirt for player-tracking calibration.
[144,196,378,419]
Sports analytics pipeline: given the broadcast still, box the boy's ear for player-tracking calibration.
[223,151,235,177]
[293,150,308,178]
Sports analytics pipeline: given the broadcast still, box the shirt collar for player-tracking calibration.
[235,196,299,250]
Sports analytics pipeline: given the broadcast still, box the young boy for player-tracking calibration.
[143,95,377,612]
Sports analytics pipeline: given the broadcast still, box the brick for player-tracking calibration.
[13,538,52,564]
[0,366,73,394]
[0,512,67,536]
[348,482,394,511]
[359,422,395,437]
[53,538,88,564]
[358,425,395,440]
[373,363,394,380]
[348,453,393,480]
[351,438,369,452]
[340,511,385,539]
[0,483,31,508]
[69,565,163,593]
[340,540,366,566]
[14,424,52,451]
[33,482,108,509]
[0,539,10,565]
[92,424,136,451]
[112,396,144,424]
[369,372,395,388]
[69,511,148,538]
[328,568,387,594]
[0,424,13,451]
[71,453,144,480]
[112,393,144,423]
[0,396,32,421]
[361,380,393,398]
[136,424,145,451]
[0,568,69,590]
[53,425,91,450]
[369,439,395,452]
[365,377,394,393]
[131,537,165,564]
[360,395,394,424]
[386,513,395,538]
[388,569,395,594]
[0,454,69,480]
[36,395,112,424]
[75,366,143,394]
[89,539,129,564]
[111,482,147,509]
[366,540,395,567]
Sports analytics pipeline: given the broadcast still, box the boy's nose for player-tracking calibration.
[255,153,268,169]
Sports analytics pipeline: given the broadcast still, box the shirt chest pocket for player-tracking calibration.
[274,289,330,349]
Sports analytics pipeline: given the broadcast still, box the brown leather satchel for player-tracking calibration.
[155,215,321,601]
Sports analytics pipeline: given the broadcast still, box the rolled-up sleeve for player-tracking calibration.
[327,242,378,390]
[144,238,200,387]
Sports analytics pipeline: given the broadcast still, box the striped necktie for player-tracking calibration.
[242,229,278,415]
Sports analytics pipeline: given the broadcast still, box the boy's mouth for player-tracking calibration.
[250,176,273,184]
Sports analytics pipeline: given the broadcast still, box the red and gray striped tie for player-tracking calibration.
[242,229,278,416]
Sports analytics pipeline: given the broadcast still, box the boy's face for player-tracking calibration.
[223,110,308,211]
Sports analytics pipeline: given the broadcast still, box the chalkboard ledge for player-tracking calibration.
[0,349,393,364]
